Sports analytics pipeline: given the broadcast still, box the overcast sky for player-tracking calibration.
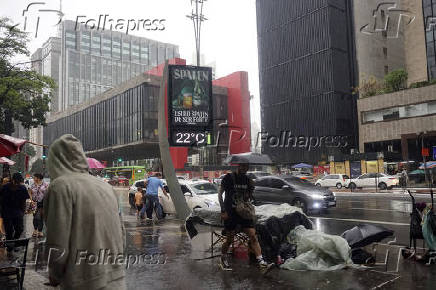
[2,0,261,132]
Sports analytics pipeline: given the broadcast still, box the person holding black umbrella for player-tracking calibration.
[218,163,268,270]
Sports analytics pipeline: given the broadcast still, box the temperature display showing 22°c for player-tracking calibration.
[174,132,206,145]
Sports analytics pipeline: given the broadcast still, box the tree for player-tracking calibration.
[10,143,36,174]
[0,17,55,135]
[30,158,44,175]
[384,69,408,93]
[354,76,385,98]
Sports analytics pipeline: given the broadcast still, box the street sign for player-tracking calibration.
[422,147,430,157]
[168,65,213,147]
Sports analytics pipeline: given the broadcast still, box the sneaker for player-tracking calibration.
[257,258,269,268]
[220,254,232,270]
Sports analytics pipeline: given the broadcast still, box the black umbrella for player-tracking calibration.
[224,152,273,165]
[341,224,394,249]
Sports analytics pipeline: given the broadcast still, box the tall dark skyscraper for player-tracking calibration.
[256,0,358,164]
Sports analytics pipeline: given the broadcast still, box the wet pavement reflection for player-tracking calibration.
[117,190,436,290]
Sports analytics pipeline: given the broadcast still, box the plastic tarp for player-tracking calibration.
[185,204,311,239]
[281,226,353,271]
[423,210,436,251]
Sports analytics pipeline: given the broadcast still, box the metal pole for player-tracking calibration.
[157,62,191,220]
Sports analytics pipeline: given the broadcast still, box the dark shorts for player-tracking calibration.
[136,204,143,211]
[224,211,255,231]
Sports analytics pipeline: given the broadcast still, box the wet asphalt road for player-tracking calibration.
[117,188,436,290]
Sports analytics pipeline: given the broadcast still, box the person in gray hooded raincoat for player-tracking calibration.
[44,134,126,290]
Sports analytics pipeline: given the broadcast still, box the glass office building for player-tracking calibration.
[44,74,230,167]
[256,0,357,164]
[33,20,179,112]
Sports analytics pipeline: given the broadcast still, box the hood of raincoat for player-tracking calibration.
[47,134,89,180]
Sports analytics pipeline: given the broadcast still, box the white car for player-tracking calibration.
[158,180,219,215]
[315,174,350,189]
[349,173,399,190]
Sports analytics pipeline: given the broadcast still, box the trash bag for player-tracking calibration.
[351,248,375,265]
[256,212,313,262]
[278,243,297,260]
[281,225,353,271]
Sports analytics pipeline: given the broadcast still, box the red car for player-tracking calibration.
[108,176,129,187]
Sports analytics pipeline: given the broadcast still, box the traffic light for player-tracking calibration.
[42,155,47,159]
[118,158,122,162]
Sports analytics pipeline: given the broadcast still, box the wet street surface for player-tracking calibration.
[7,189,436,289]
[120,189,436,290]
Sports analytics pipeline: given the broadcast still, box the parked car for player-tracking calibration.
[315,174,350,189]
[158,180,219,215]
[348,173,399,190]
[108,175,129,187]
[128,179,151,209]
[246,171,271,180]
[253,175,336,214]
[213,174,226,185]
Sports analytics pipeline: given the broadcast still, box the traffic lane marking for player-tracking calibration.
[308,216,409,226]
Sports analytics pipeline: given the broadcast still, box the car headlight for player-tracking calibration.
[311,194,325,200]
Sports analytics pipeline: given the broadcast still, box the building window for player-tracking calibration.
[384,66,389,75]
[91,34,101,55]
[132,42,140,62]
[383,47,387,59]
[81,32,91,53]
[66,31,76,49]
[362,100,436,123]
[112,38,121,59]
[140,43,149,64]
[102,36,111,57]
[122,40,130,60]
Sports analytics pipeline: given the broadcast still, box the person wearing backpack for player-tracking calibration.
[218,163,268,270]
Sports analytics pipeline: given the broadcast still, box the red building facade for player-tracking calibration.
[148,59,251,169]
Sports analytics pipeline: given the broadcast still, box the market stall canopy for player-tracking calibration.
[87,157,106,169]
[341,224,394,249]
[292,163,313,169]
[224,152,273,165]
[419,161,436,169]
[0,157,15,166]
[0,134,28,157]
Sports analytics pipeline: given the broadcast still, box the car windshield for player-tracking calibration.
[283,177,310,185]
[254,172,270,177]
[191,183,218,195]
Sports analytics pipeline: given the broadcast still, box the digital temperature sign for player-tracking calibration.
[168,65,213,147]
